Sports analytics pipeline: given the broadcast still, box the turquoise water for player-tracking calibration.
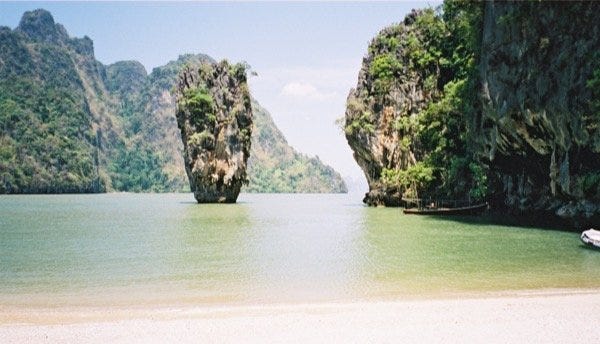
[0,193,599,307]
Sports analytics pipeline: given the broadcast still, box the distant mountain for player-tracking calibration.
[248,101,347,193]
[0,9,347,193]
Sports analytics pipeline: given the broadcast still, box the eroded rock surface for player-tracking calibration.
[346,2,600,226]
[175,61,252,203]
[477,1,600,223]
[344,11,436,206]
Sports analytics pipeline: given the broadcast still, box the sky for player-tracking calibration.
[0,1,441,191]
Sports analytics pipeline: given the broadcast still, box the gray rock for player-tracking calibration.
[344,12,435,206]
[478,1,600,221]
[175,61,252,203]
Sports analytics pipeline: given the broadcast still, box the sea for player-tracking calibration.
[1,193,599,307]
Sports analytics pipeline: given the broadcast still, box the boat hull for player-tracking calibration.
[403,203,488,215]
[581,229,600,249]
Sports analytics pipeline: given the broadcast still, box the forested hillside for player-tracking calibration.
[0,9,347,194]
[345,1,600,224]
[248,101,347,193]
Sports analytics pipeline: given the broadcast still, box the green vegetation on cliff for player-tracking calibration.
[393,5,487,200]
[106,55,215,193]
[347,1,600,223]
[345,3,485,204]
[0,9,347,194]
[0,10,107,193]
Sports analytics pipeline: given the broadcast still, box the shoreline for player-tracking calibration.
[2,288,600,343]
[2,287,599,324]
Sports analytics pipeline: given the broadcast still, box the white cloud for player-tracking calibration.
[280,81,337,101]
[247,63,367,179]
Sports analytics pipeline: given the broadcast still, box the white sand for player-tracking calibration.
[2,290,600,343]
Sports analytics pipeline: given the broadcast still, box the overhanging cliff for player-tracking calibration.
[346,1,600,225]
[477,1,600,223]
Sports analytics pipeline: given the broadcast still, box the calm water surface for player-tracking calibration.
[1,193,599,307]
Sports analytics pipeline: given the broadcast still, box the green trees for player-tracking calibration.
[367,3,487,202]
[183,87,216,129]
[369,54,403,94]
[381,162,434,199]
[108,141,168,192]
[411,2,487,201]
[0,24,102,193]
[0,10,348,194]
[246,102,347,193]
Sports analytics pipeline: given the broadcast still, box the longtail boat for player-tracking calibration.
[403,202,488,215]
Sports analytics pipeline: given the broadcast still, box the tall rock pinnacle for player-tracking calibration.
[175,60,253,203]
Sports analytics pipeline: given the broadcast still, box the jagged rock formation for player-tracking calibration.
[347,2,600,225]
[344,10,437,206]
[175,61,252,203]
[0,9,347,194]
[477,1,600,224]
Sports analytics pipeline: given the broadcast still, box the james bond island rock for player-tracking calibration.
[175,61,253,203]
[477,1,600,224]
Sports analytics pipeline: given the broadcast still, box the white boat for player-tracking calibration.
[581,229,600,248]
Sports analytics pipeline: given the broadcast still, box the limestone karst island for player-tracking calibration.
[176,61,253,203]
[345,3,600,227]
[1,1,600,343]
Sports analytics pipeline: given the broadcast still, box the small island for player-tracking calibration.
[175,61,253,203]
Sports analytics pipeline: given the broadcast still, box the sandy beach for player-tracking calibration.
[2,290,600,343]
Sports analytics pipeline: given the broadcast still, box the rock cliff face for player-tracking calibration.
[477,1,600,223]
[347,1,600,225]
[1,9,347,194]
[0,9,121,193]
[175,61,252,203]
[105,54,215,192]
[344,11,438,206]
